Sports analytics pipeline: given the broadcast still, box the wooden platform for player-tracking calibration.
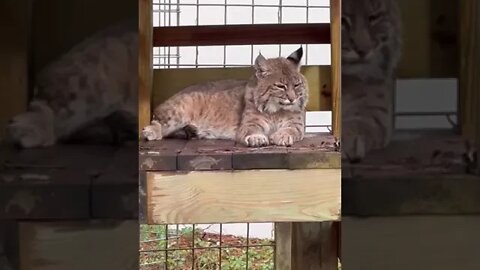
[139,133,340,171]
[139,133,342,224]
[0,143,137,220]
[343,130,480,216]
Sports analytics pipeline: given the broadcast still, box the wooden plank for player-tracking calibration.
[232,143,289,169]
[0,221,19,270]
[146,169,340,224]
[459,0,480,158]
[139,0,153,134]
[291,222,339,270]
[288,133,340,169]
[177,139,234,171]
[330,0,341,139]
[275,223,293,270]
[0,145,115,219]
[343,174,480,216]
[153,24,331,47]
[152,66,331,112]
[342,216,480,270]
[139,139,186,171]
[92,145,138,218]
[139,171,148,223]
[18,221,138,270]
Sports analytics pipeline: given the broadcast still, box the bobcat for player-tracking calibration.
[142,48,308,147]
[342,0,402,161]
[7,21,138,148]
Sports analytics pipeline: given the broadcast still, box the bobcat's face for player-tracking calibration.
[252,48,308,113]
[342,0,401,79]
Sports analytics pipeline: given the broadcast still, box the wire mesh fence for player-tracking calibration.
[140,223,276,269]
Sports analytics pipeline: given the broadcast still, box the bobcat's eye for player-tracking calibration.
[274,83,287,89]
[294,83,302,88]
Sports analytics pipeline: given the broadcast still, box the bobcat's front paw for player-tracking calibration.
[269,131,295,146]
[7,109,55,148]
[342,136,365,162]
[142,120,163,141]
[244,133,269,147]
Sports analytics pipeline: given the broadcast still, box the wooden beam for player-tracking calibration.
[459,0,480,162]
[275,223,293,270]
[330,0,341,138]
[153,23,331,47]
[139,0,153,134]
[146,169,341,224]
[0,0,30,141]
[18,221,138,270]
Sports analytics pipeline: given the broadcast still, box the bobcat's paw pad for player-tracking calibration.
[269,132,294,146]
[244,134,269,147]
[142,121,163,141]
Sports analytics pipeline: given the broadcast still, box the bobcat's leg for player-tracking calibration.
[236,109,271,147]
[141,103,188,141]
[6,101,55,148]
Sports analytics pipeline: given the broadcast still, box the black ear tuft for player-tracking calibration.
[287,47,303,65]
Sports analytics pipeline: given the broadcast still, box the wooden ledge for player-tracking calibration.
[0,144,137,219]
[153,23,331,47]
[342,131,480,216]
[139,133,340,171]
[144,169,341,224]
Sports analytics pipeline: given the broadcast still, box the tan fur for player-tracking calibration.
[143,48,308,147]
[342,0,402,161]
[7,21,137,148]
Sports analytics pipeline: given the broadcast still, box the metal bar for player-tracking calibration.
[165,224,169,270]
[219,224,223,269]
[192,224,196,269]
[153,3,329,8]
[245,223,250,269]
[141,243,275,253]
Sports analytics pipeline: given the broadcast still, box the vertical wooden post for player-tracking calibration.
[459,0,480,172]
[0,0,31,141]
[275,223,293,270]
[139,0,153,134]
[330,0,341,138]
[276,222,339,270]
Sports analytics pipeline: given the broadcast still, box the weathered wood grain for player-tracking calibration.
[232,143,289,169]
[146,169,341,224]
[92,146,138,218]
[291,222,339,270]
[459,0,480,173]
[288,133,340,169]
[18,221,138,270]
[139,139,186,171]
[139,0,153,134]
[330,0,341,139]
[275,223,293,270]
[177,139,234,171]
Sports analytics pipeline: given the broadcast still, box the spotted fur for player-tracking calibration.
[142,48,308,147]
[7,21,137,148]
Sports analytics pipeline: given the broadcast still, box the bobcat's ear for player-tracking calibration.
[254,53,269,78]
[287,47,303,69]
